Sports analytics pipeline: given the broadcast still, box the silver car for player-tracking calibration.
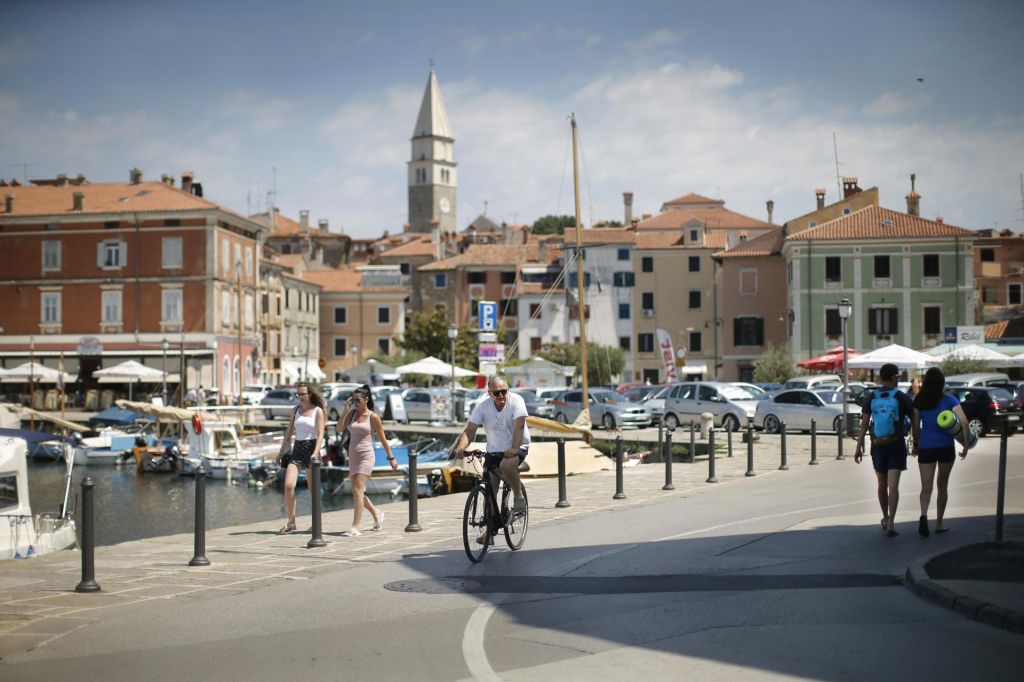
[551,388,651,429]
[662,381,759,432]
[640,384,674,419]
[754,388,862,433]
[260,388,299,420]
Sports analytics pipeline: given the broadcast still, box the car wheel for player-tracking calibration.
[555,413,568,424]
[264,410,273,421]
[602,413,616,430]
[763,414,781,434]
[968,418,986,439]
[832,416,844,434]
[721,414,740,432]
[329,408,340,421]
[664,413,679,430]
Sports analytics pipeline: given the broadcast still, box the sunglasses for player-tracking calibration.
[490,389,508,397]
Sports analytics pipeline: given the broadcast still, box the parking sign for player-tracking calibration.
[478,300,498,331]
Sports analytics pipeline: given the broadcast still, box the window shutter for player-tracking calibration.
[97,242,105,267]
[119,240,128,266]
[756,318,764,346]
[868,310,877,335]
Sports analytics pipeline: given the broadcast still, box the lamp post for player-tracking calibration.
[236,258,243,407]
[838,298,852,438]
[448,324,458,423]
[161,338,169,403]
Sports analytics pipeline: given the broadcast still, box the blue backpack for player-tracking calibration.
[870,390,902,445]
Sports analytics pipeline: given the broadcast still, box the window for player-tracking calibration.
[334,338,347,356]
[102,291,122,323]
[734,317,764,346]
[221,291,230,326]
[233,244,241,274]
[617,248,629,261]
[162,237,182,269]
[529,303,540,318]
[103,220,118,229]
[923,254,940,278]
[613,272,635,287]
[641,256,654,273]
[568,272,591,288]
[688,290,701,309]
[244,247,252,277]
[162,289,182,322]
[99,240,126,268]
[868,308,898,335]
[825,308,841,337]
[924,306,941,335]
[377,306,390,324]
[688,256,700,272]
[244,293,253,328]
[500,299,518,317]
[0,474,18,512]
[262,293,269,315]
[221,240,230,273]
[874,255,891,279]
[400,262,410,275]
[41,292,61,324]
[689,331,702,353]
[42,240,61,271]
[1009,283,1023,306]
[618,303,630,319]
[825,257,841,283]
[530,337,542,352]
[638,333,655,353]
[378,338,391,355]
[434,273,446,288]
[468,271,486,284]
[689,229,699,243]
[979,249,995,263]
[641,292,654,310]
[501,271,516,284]
[619,336,631,351]
[334,307,347,324]
[842,207,851,215]
[166,219,181,227]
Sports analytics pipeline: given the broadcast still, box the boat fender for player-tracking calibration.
[191,413,203,434]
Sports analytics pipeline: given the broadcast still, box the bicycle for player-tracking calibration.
[461,450,530,563]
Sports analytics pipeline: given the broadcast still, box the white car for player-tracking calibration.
[240,384,275,405]
[754,388,862,433]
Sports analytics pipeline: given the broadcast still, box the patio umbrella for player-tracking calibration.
[847,344,936,370]
[798,348,862,372]
[396,356,477,378]
[933,344,1014,366]
[94,360,165,400]
[0,361,75,384]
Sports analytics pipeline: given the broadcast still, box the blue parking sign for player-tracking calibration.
[478,300,498,331]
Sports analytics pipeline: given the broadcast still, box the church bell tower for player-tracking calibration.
[408,69,457,233]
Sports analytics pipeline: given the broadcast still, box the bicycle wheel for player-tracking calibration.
[501,483,529,550]
[462,485,490,563]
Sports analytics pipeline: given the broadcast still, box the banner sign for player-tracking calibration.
[655,328,678,382]
[478,344,505,362]
[943,326,957,344]
[956,326,985,344]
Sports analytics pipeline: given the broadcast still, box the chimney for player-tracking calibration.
[623,191,634,225]
[842,177,861,199]
[815,188,826,210]
[55,174,68,187]
[906,173,921,217]
[318,218,329,231]
[641,213,652,221]
[5,193,13,213]
[299,210,310,231]
[130,168,143,185]
[72,191,84,211]
[935,216,944,224]
[161,174,174,186]
[522,228,529,245]
[766,199,774,225]
[74,173,87,185]
[180,172,193,194]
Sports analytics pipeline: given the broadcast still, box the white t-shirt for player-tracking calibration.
[469,392,531,452]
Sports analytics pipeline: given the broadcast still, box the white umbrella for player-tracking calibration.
[934,344,1014,365]
[94,360,165,400]
[0,361,74,384]
[847,344,936,370]
[396,356,477,378]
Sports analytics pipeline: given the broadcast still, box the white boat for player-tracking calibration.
[79,427,155,466]
[184,418,284,480]
[1,433,78,561]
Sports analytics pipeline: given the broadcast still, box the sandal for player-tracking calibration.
[918,515,929,537]
[277,524,296,535]
[340,528,362,537]
[372,511,385,532]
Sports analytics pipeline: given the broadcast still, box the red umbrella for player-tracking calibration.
[798,348,861,372]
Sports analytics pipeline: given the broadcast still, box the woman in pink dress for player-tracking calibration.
[338,385,398,536]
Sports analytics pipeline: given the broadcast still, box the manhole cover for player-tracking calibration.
[385,578,482,594]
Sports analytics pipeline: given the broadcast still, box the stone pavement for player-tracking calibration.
[0,432,1019,663]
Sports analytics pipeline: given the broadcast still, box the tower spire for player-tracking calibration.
[408,69,457,233]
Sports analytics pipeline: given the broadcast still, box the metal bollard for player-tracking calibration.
[405,452,422,532]
[779,421,789,470]
[75,477,101,592]
[836,415,845,460]
[188,465,211,567]
[687,423,695,464]
[745,420,756,477]
[809,419,819,465]
[727,426,733,458]
[663,428,675,490]
[706,428,718,483]
[996,420,1008,542]
[656,416,664,463]
[613,435,626,499]
[556,438,571,507]
[307,457,326,548]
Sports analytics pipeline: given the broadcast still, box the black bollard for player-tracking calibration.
[75,477,100,593]
[656,416,664,463]
[996,420,1008,542]
[727,426,733,458]
[706,428,718,483]
[188,466,210,567]
[405,452,422,532]
[745,420,756,477]
[307,457,326,548]
[836,415,845,460]
[779,421,789,470]
[556,438,571,507]
[809,419,819,465]
[613,435,626,499]
[687,423,695,464]
[663,428,675,490]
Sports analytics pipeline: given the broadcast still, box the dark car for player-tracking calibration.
[946,386,1022,437]
[260,388,299,420]
[991,381,1024,413]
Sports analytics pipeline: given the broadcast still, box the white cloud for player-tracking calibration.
[863,90,933,117]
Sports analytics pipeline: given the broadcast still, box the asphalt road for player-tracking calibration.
[4,436,1022,681]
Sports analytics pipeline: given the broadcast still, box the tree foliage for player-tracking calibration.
[531,214,576,235]
[753,343,798,384]
[537,342,626,386]
[396,309,451,359]
[938,356,991,377]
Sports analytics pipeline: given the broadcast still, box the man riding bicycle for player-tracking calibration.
[454,376,529,543]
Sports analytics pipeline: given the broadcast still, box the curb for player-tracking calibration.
[904,553,1024,636]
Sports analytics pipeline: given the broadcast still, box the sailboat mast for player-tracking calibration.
[571,114,590,405]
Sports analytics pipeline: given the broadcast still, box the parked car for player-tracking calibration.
[622,384,666,403]
[946,386,1022,437]
[754,388,862,433]
[990,381,1024,412]
[662,382,759,432]
[534,387,568,404]
[945,373,1011,388]
[240,384,275,405]
[782,375,842,390]
[260,388,299,420]
[641,384,674,419]
[402,388,436,422]
[511,389,554,418]
[730,382,769,399]
[325,384,362,420]
[463,388,487,415]
[371,386,402,416]
[551,388,651,429]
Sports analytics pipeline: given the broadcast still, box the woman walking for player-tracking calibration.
[911,367,970,536]
[275,382,326,534]
[339,385,398,536]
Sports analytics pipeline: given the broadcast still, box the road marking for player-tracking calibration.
[462,595,506,681]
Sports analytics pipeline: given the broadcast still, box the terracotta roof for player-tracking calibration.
[251,209,304,237]
[559,226,636,245]
[375,235,435,258]
[633,228,740,250]
[300,268,405,294]
[661,192,723,208]
[0,181,219,217]
[716,228,785,258]
[276,254,307,272]
[419,243,542,271]
[635,206,772,231]
[784,206,975,242]
[985,317,1024,340]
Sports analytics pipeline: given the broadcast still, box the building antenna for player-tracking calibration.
[271,165,277,210]
[833,132,843,200]
[10,162,35,183]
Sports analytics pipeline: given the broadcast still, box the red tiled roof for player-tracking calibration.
[716,228,785,258]
[985,317,1024,340]
[635,206,772,230]
[375,235,435,258]
[0,181,219,217]
[419,243,542,271]
[633,228,741,250]
[784,206,975,241]
[276,254,306,271]
[300,268,405,294]
[559,226,635,245]
[661,192,723,208]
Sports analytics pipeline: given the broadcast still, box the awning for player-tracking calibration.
[98,374,180,384]
[282,360,325,382]
[679,361,708,375]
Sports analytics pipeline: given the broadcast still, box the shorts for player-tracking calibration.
[870,441,907,473]
[484,448,528,472]
[919,446,955,465]
[284,439,316,469]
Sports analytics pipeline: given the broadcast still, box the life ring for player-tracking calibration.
[191,413,203,434]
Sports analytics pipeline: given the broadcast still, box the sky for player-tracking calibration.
[2,0,1023,237]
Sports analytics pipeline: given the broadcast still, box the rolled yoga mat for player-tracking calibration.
[937,409,977,449]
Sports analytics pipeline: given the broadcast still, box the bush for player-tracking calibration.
[753,342,797,384]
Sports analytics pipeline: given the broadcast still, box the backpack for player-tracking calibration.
[870,390,902,445]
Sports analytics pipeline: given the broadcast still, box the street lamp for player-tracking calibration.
[161,338,169,403]
[303,330,310,382]
[235,258,243,407]
[448,324,458,423]
[838,298,853,438]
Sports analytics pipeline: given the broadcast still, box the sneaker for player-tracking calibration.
[513,497,527,513]
[476,529,490,545]
[340,528,362,537]
[372,511,385,532]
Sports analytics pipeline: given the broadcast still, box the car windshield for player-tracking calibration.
[649,386,672,399]
[590,390,620,403]
[815,390,843,404]
[720,386,757,400]
[989,388,1013,401]
[513,390,538,401]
